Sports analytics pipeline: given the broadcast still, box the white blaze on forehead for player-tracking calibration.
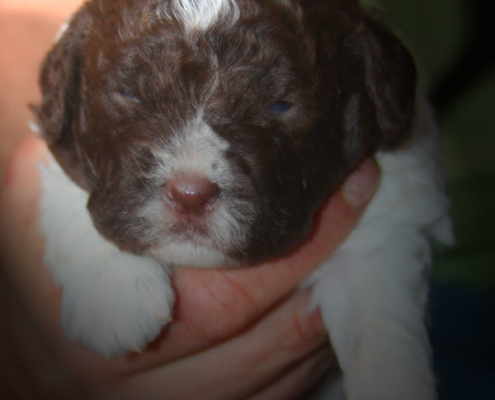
[166,0,240,31]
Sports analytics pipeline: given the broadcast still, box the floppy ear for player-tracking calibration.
[301,0,416,165]
[33,6,92,145]
[32,6,93,189]
[356,14,417,149]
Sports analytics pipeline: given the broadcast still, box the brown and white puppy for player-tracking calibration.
[33,1,453,399]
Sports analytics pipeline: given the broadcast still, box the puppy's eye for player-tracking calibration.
[271,101,293,114]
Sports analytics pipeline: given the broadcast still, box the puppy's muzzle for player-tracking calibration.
[165,174,220,217]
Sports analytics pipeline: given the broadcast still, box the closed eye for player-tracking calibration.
[114,89,140,104]
[271,101,294,114]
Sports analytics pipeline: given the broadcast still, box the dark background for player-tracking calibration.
[363,0,495,398]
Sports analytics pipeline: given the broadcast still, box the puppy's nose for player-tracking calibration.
[165,175,220,216]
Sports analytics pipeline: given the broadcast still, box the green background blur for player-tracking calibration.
[363,0,494,292]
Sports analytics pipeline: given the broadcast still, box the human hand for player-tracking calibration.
[0,136,380,400]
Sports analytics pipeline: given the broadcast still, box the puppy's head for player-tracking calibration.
[34,0,416,266]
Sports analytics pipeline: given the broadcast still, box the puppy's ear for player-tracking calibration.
[32,6,94,189]
[356,15,417,149]
[302,0,416,162]
[33,6,92,146]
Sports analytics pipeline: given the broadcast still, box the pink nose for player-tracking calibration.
[165,175,220,216]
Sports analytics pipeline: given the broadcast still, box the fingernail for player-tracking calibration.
[342,158,380,209]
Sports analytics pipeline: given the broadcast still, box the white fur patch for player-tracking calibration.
[149,241,233,268]
[39,158,174,358]
[305,99,453,400]
[165,0,240,31]
[152,113,231,179]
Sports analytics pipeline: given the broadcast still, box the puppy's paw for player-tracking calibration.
[59,255,174,358]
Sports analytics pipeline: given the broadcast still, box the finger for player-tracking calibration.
[116,291,332,400]
[1,136,49,289]
[248,347,336,400]
[124,158,380,367]
[342,158,380,210]
[0,137,81,375]
[2,135,47,206]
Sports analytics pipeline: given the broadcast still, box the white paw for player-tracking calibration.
[38,161,175,358]
[59,254,174,358]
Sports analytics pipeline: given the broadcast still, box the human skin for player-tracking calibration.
[0,2,382,399]
[0,1,82,182]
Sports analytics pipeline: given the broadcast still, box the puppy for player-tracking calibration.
[33,0,453,398]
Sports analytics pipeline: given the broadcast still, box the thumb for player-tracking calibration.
[2,136,48,212]
[1,136,48,277]
[342,158,381,211]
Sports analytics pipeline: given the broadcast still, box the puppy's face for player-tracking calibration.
[35,0,416,266]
